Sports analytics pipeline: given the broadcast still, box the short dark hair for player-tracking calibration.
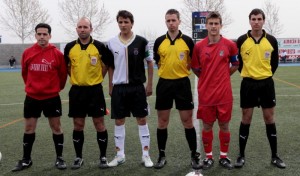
[166,9,180,20]
[249,8,265,20]
[35,23,51,34]
[116,10,134,23]
[206,11,222,25]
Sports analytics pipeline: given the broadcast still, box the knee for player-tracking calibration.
[24,126,35,133]
[51,125,63,134]
[24,123,36,133]
[218,122,229,132]
[158,119,168,129]
[94,118,106,132]
[137,118,147,125]
[74,121,85,131]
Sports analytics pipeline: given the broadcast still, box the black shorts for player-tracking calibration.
[155,77,194,110]
[111,84,148,119]
[24,95,62,118]
[69,84,106,117]
[240,77,276,108]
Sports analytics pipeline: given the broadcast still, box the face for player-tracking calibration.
[206,18,222,37]
[76,19,92,40]
[249,14,265,31]
[35,28,51,47]
[165,14,180,33]
[117,17,133,35]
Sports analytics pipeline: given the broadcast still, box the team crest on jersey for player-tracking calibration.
[265,51,271,59]
[219,50,224,56]
[179,52,185,60]
[134,48,139,55]
[90,56,97,65]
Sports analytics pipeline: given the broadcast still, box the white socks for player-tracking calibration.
[138,124,150,156]
[114,124,125,157]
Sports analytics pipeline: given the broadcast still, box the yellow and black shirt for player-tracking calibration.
[153,30,194,79]
[64,37,113,86]
[237,30,278,80]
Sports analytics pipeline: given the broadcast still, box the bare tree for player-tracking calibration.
[180,0,232,36]
[139,29,158,41]
[59,0,111,40]
[0,0,50,43]
[262,0,283,37]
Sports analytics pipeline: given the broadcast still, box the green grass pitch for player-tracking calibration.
[0,66,299,176]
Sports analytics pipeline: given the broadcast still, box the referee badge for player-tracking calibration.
[265,51,271,59]
[91,56,97,65]
[179,52,185,60]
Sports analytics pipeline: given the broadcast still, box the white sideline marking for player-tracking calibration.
[193,77,201,152]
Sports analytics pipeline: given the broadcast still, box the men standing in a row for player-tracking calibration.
[12,23,68,172]
[106,10,154,168]
[153,9,202,170]
[235,8,286,169]
[191,11,239,170]
[64,17,112,169]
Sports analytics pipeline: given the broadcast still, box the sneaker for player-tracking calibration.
[11,159,33,172]
[153,156,167,169]
[271,156,286,169]
[55,157,67,170]
[202,158,214,170]
[191,152,202,170]
[142,155,153,168]
[99,156,109,169]
[71,157,84,170]
[108,155,125,167]
[234,156,245,168]
[219,157,233,170]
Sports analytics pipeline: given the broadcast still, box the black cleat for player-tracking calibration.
[219,157,234,170]
[55,157,67,170]
[99,157,109,169]
[271,156,286,169]
[11,159,33,172]
[234,156,245,168]
[71,157,84,170]
[203,158,214,170]
[154,156,167,169]
[191,152,203,170]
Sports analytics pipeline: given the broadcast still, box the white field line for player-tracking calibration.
[193,77,201,152]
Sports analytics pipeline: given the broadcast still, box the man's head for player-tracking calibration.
[116,10,134,34]
[248,8,265,31]
[165,9,181,33]
[35,23,52,48]
[76,17,93,41]
[205,11,222,36]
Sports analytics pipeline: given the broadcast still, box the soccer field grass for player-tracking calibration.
[0,66,299,176]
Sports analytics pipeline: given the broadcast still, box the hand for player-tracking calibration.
[145,84,152,97]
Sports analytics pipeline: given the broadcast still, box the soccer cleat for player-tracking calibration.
[142,155,154,168]
[153,156,167,169]
[271,156,286,169]
[99,156,109,169]
[202,158,214,170]
[191,152,203,170]
[55,157,67,170]
[108,155,125,167]
[234,156,245,168]
[219,157,234,170]
[11,159,33,172]
[71,157,84,170]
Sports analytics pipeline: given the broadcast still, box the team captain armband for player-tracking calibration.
[230,55,239,66]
